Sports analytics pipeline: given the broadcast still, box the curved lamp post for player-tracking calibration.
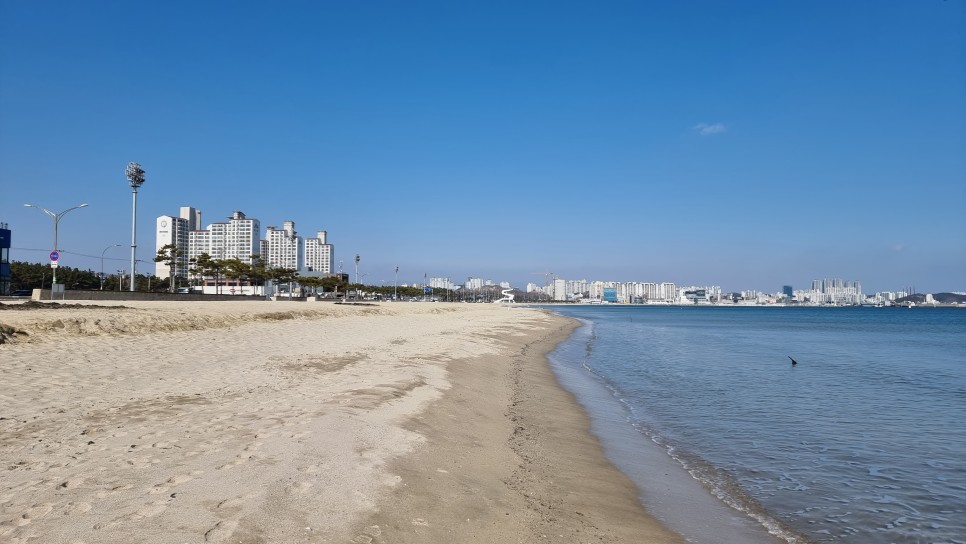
[100,243,123,290]
[23,202,88,287]
[126,162,145,292]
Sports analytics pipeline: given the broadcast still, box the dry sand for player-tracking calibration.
[0,300,683,543]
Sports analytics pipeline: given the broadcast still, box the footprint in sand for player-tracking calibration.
[62,501,92,516]
[215,458,247,471]
[215,497,245,511]
[96,499,169,529]
[99,483,135,497]
[351,525,383,544]
[287,481,313,494]
[3,503,54,530]
[165,474,194,485]
[203,519,239,542]
[133,500,168,519]
[57,477,86,489]
[242,441,264,452]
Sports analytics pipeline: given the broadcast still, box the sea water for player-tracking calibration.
[543,306,966,544]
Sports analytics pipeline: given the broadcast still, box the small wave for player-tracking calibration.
[662,440,814,544]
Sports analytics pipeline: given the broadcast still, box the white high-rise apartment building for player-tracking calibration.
[659,282,677,302]
[155,206,201,280]
[465,277,484,290]
[805,278,864,305]
[304,230,333,273]
[263,221,303,270]
[553,278,568,301]
[188,210,260,265]
[430,277,456,290]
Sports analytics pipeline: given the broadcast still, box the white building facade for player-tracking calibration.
[304,230,333,273]
[799,278,864,305]
[155,206,201,280]
[188,210,260,265]
[263,220,303,270]
[430,277,458,290]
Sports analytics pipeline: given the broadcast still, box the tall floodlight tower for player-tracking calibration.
[126,162,146,292]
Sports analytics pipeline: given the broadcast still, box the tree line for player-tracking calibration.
[9,249,546,301]
[8,252,443,299]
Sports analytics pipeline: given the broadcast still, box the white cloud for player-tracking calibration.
[693,122,726,136]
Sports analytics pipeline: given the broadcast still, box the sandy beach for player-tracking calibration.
[0,300,682,543]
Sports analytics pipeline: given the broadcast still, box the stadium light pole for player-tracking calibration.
[126,162,145,292]
[23,202,88,287]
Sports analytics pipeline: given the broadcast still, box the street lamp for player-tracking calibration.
[394,266,399,301]
[126,162,145,292]
[100,243,123,290]
[23,202,89,288]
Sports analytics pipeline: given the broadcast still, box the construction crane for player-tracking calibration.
[530,271,554,289]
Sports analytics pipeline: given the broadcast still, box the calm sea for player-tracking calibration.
[543,305,966,544]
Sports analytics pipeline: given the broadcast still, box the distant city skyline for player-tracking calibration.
[2,2,963,294]
[1,198,961,295]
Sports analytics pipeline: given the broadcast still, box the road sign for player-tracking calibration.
[50,262,59,268]
[49,250,60,261]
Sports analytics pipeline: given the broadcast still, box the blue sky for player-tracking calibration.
[1,1,964,293]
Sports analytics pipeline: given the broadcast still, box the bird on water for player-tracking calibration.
[788,356,798,366]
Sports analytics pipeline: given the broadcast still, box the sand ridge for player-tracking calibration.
[0,300,452,343]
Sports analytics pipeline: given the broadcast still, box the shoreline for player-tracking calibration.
[0,301,684,543]
[349,309,683,543]
[545,314,786,544]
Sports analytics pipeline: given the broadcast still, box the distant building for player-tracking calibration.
[188,210,260,265]
[659,282,677,302]
[602,287,618,303]
[304,231,333,273]
[682,287,709,304]
[782,285,794,298]
[154,207,200,280]
[430,277,457,290]
[803,278,863,305]
[262,220,303,270]
[0,222,10,295]
[553,278,567,301]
